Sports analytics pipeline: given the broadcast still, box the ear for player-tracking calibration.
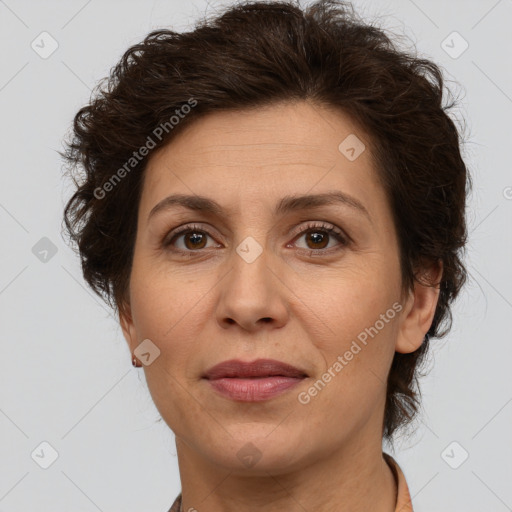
[395,260,443,354]
[119,300,137,353]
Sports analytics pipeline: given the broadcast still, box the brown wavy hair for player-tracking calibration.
[60,0,471,442]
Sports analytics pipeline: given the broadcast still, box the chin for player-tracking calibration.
[201,430,311,475]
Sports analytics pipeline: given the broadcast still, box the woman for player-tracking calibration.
[61,0,470,510]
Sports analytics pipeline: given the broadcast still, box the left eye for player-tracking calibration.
[292,224,348,251]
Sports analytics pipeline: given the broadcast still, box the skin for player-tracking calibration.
[120,100,442,512]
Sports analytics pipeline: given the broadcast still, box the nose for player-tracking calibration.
[215,241,290,332]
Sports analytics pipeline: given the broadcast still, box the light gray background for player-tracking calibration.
[1,0,511,510]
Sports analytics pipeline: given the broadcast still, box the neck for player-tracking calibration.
[175,429,397,512]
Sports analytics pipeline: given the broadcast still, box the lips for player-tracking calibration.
[203,358,308,380]
[202,359,309,402]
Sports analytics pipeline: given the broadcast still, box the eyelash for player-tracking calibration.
[162,221,349,256]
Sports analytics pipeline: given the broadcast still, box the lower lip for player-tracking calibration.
[205,376,305,402]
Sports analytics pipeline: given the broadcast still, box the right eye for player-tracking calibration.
[163,224,221,253]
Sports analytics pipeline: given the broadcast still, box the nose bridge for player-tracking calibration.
[230,233,273,300]
[216,230,289,330]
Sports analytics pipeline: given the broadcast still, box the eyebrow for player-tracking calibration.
[147,191,372,224]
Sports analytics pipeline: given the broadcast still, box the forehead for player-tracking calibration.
[140,101,383,218]
[150,101,368,165]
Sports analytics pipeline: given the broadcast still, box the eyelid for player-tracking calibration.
[288,220,349,242]
[163,222,220,246]
[163,220,350,253]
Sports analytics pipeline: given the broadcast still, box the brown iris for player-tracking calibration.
[305,231,329,250]
[184,231,208,250]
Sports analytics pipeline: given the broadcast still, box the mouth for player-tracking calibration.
[202,359,308,402]
[202,358,309,380]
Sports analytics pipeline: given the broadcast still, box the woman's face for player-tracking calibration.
[120,100,437,473]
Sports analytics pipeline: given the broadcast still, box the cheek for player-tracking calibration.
[308,265,397,343]
[299,315,397,439]
[129,259,205,336]
[128,268,208,429]
[128,263,219,400]
[305,273,399,397]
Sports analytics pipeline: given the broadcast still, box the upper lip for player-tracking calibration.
[203,358,309,380]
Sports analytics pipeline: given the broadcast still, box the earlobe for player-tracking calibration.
[395,261,443,354]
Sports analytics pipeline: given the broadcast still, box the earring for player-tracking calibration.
[132,354,142,368]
